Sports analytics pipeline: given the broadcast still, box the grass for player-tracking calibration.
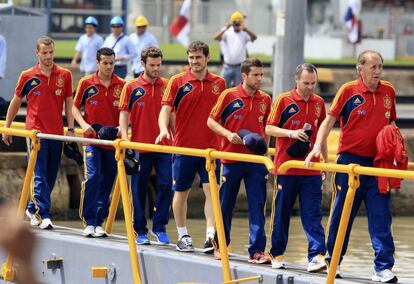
[55,39,414,65]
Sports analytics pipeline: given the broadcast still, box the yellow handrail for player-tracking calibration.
[278,160,414,284]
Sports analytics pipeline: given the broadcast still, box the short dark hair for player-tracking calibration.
[357,50,384,67]
[241,58,263,75]
[141,46,163,64]
[96,47,115,61]
[36,35,54,51]
[187,40,209,57]
[295,63,317,78]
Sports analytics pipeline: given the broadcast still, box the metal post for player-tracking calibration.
[1,130,40,282]
[105,176,120,234]
[272,0,307,99]
[114,140,141,284]
[326,165,360,284]
[204,152,232,282]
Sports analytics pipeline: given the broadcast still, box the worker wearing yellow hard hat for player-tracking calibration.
[214,11,257,87]
[129,15,159,77]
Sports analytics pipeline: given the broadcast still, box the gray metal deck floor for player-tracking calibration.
[0,226,407,284]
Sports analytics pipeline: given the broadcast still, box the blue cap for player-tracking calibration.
[237,129,268,155]
[110,16,124,26]
[84,16,98,27]
[91,124,118,140]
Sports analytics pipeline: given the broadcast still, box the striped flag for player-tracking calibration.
[169,0,191,47]
[344,0,360,44]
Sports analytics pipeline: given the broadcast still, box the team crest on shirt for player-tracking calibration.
[383,95,391,110]
[56,74,65,88]
[113,85,122,98]
[55,89,62,96]
[315,103,321,117]
[211,83,221,95]
[259,101,267,114]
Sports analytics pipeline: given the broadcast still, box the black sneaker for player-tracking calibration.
[176,235,194,252]
[203,237,214,254]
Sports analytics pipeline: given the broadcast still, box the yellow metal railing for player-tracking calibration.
[2,121,414,284]
[278,160,414,284]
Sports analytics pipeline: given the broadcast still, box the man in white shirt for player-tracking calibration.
[103,16,137,79]
[129,16,158,78]
[71,16,103,76]
[214,11,257,88]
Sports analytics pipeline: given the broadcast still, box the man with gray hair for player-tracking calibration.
[305,51,398,283]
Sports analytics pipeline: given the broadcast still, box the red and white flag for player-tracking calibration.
[169,0,191,47]
[344,0,360,44]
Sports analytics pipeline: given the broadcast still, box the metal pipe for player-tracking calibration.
[105,176,120,234]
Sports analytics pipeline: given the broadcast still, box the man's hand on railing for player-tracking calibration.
[155,130,170,144]
[304,143,321,167]
[2,133,12,146]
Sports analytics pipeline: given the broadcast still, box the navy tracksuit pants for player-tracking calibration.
[131,152,172,236]
[270,175,326,261]
[326,152,395,272]
[27,139,63,219]
[218,162,268,256]
[80,145,117,227]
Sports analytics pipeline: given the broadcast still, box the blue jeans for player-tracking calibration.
[270,175,326,261]
[221,64,242,88]
[27,139,63,219]
[131,153,173,235]
[216,162,268,256]
[80,146,117,226]
[326,152,395,272]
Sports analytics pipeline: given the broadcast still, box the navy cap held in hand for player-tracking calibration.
[237,129,268,155]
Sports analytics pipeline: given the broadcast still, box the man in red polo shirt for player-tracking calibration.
[266,63,327,272]
[2,36,75,230]
[208,58,271,264]
[73,47,125,238]
[119,46,173,245]
[305,51,398,283]
[156,40,226,252]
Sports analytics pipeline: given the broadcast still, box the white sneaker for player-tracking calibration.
[39,218,54,230]
[83,226,95,238]
[327,265,343,279]
[271,255,286,269]
[94,226,108,238]
[25,209,40,226]
[372,269,398,283]
[307,254,327,272]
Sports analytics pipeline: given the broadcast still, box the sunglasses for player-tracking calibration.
[111,25,122,28]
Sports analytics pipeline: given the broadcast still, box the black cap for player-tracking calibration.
[63,142,83,166]
[124,149,140,175]
[286,129,313,158]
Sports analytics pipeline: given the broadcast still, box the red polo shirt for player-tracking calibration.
[119,74,170,146]
[209,85,271,163]
[15,63,73,135]
[329,77,396,158]
[162,69,226,149]
[74,72,125,142]
[267,87,326,175]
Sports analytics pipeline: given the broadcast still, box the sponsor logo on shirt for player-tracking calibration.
[55,89,62,96]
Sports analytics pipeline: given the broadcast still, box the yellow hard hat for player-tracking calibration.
[135,16,149,27]
[230,11,244,23]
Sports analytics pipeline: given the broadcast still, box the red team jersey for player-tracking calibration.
[162,70,226,149]
[15,63,72,135]
[267,87,326,175]
[74,72,125,145]
[210,85,271,163]
[119,75,170,146]
[329,77,396,158]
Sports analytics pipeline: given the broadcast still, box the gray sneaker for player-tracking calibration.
[176,235,194,252]
[372,269,398,283]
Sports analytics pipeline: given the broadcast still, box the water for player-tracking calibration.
[56,216,414,283]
